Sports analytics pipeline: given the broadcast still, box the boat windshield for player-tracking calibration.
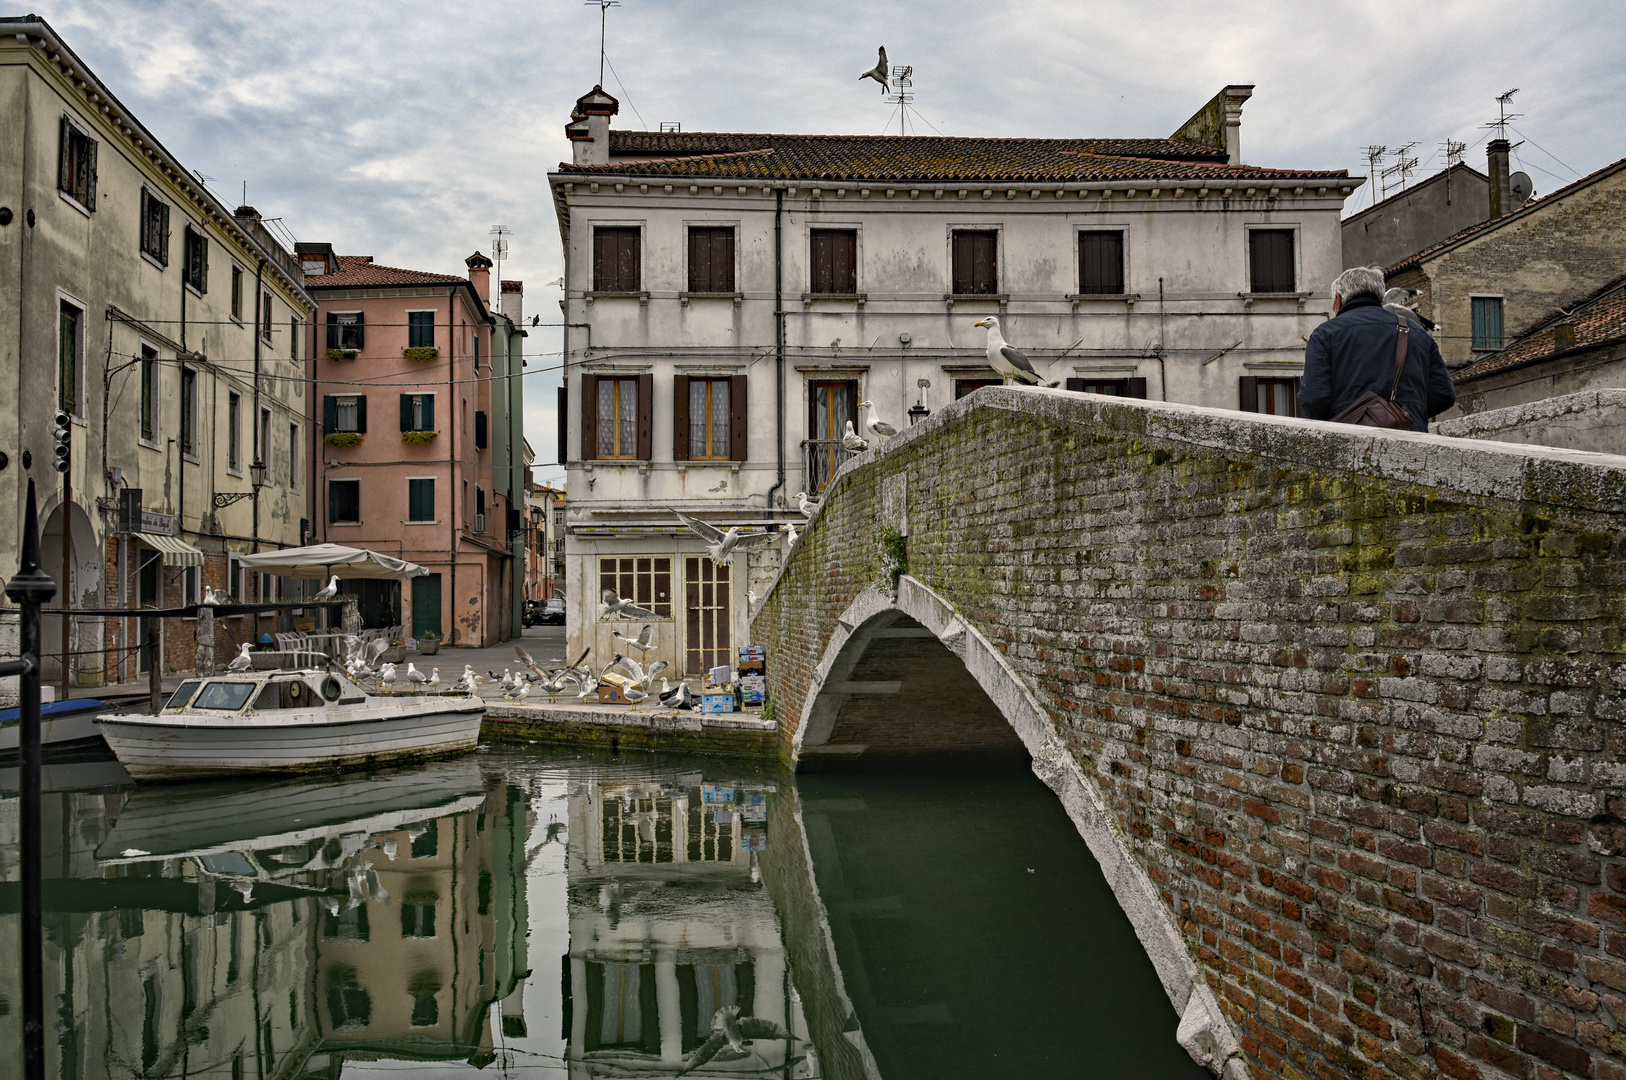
[192,681,256,712]
[166,681,201,710]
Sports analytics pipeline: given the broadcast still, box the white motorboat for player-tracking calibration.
[0,697,112,756]
[96,669,484,782]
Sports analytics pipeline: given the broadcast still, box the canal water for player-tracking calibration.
[0,748,1207,1079]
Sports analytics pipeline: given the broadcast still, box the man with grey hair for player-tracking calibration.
[1298,266,1454,431]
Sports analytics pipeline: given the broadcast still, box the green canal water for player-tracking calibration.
[0,748,1207,1079]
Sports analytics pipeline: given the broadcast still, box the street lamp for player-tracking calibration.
[212,460,268,508]
[249,459,268,491]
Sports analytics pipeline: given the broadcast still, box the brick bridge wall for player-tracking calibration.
[753,387,1626,1080]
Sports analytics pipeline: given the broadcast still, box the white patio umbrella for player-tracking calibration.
[234,543,429,580]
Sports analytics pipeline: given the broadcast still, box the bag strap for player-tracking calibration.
[1389,314,1410,402]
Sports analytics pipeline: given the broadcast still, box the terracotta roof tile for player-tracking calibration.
[1455,277,1626,382]
[554,131,1352,184]
[305,255,466,287]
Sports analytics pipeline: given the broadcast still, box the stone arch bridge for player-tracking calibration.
[753,387,1626,1080]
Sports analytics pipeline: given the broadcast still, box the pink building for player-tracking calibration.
[301,246,513,645]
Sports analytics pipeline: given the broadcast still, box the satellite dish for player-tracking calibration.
[1509,171,1533,208]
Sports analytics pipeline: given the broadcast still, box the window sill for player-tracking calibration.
[1069,292,1140,309]
[944,293,1009,309]
[226,468,243,478]
[141,251,168,272]
[58,190,91,217]
[801,292,866,307]
[185,283,204,299]
[585,291,650,305]
[138,438,161,451]
[182,453,201,465]
[328,521,363,527]
[405,520,440,526]
[1240,291,1310,307]
[230,316,245,327]
[680,292,745,306]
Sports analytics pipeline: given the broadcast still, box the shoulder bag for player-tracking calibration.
[1331,314,1414,430]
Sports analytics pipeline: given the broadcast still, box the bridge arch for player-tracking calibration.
[794,574,1244,1077]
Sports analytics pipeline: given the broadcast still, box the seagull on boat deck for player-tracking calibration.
[379,663,397,686]
[405,663,428,686]
[201,586,221,606]
[600,588,661,621]
[612,624,655,656]
[226,642,253,672]
[428,668,440,688]
[313,575,340,602]
[795,491,819,518]
[857,400,898,440]
[974,316,1056,387]
[859,46,888,93]
[681,1006,799,1075]
[671,507,779,568]
[842,420,868,453]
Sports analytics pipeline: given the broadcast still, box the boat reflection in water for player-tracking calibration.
[0,759,533,1078]
[564,770,816,1077]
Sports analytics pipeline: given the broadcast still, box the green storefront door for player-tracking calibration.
[412,574,442,639]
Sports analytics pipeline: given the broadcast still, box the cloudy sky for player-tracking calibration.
[40,0,1626,481]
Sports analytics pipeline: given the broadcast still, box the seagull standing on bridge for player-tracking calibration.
[671,507,779,568]
[857,401,897,441]
[842,421,868,454]
[859,46,888,93]
[795,491,819,518]
[974,316,1057,387]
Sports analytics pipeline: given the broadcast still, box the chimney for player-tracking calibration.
[568,86,620,167]
[1487,138,1512,218]
[501,280,524,327]
[1169,84,1254,165]
[465,252,493,303]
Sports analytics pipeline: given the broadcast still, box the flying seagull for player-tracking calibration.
[601,588,661,621]
[313,575,340,602]
[613,624,655,656]
[859,46,888,93]
[974,316,1056,387]
[858,400,897,440]
[671,507,779,567]
[681,1006,799,1074]
[842,420,869,453]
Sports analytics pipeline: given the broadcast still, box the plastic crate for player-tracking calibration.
[702,693,737,714]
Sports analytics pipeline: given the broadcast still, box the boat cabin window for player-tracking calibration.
[193,681,256,711]
[166,681,201,710]
[255,679,317,711]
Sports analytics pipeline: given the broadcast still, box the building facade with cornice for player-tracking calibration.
[0,16,315,693]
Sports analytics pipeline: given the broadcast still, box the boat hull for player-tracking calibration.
[96,702,484,782]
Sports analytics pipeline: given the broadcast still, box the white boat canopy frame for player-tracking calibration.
[234,543,429,581]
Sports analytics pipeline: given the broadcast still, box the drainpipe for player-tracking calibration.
[448,287,458,643]
[252,258,264,554]
[765,187,786,512]
[1157,277,1169,401]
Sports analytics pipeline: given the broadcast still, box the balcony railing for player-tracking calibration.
[801,438,854,496]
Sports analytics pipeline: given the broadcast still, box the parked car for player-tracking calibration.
[539,598,566,625]
[521,600,544,628]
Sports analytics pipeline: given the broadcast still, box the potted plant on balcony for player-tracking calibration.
[402,346,439,362]
[325,431,364,448]
[326,348,359,360]
[401,430,438,445]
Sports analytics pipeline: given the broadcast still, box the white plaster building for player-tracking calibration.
[548,85,1360,675]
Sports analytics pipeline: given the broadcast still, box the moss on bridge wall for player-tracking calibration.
[755,388,1626,1080]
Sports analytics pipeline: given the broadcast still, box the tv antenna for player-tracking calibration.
[1441,139,1467,166]
[1359,145,1387,206]
[1487,88,1521,140]
[885,64,914,136]
[490,225,511,312]
[1380,141,1419,197]
[585,0,619,87]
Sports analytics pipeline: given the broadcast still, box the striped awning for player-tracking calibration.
[136,533,205,568]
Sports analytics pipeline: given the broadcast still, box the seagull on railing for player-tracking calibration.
[859,46,889,93]
[858,400,897,441]
[201,586,221,606]
[313,575,340,602]
[842,420,868,453]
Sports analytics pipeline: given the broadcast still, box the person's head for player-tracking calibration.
[1330,266,1386,313]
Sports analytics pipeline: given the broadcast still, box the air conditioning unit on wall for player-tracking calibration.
[473,513,486,533]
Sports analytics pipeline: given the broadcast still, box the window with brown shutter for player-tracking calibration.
[1078,231,1124,295]
[1239,376,1300,416]
[593,227,641,292]
[952,230,998,295]
[810,229,857,294]
[1248,230,1295,293]
[1064,377,1147,398]
[595,376,640,459]
[687,227,735,293]
[681,378,737,461]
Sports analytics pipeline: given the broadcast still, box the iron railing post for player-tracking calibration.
[6,479,59,1080]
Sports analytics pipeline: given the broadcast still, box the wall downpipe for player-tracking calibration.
[1157,277,1169,401]
[448,287,458,643]
[251,258,264,554]
[766,187,786,512]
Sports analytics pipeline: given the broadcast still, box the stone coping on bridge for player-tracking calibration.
[482,701,777,757]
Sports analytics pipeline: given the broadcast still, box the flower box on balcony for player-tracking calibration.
[401,430,438,445]
[326,348,359,361]
[403,346,439,362]
[325,431,364,448]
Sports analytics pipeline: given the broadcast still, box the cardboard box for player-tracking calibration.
[598,683,634,705]
[737,646,766,659]
[702,693,736,714]
[737,659,765,674]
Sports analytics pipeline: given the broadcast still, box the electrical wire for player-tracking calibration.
[1507,126,1580,180]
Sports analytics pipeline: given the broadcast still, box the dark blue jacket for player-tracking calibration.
[1298,295,1455,432]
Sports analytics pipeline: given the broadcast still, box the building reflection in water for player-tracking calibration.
[0,759,532,1078]
[565,771,817,1077]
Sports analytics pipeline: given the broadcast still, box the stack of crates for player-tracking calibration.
[738,645,767,706]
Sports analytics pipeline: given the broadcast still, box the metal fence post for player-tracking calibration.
[4,480,58,1080]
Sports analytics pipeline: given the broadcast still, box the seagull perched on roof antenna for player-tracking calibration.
[974,316,1058,387]
[860,47,888,93]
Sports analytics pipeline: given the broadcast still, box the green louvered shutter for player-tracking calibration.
[323,396,337,434]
